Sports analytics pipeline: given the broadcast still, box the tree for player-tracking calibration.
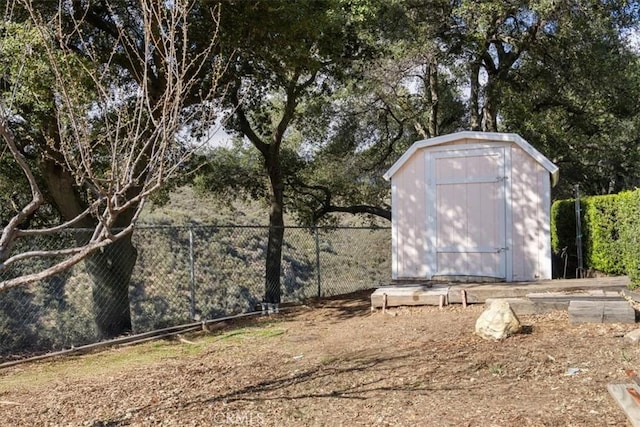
[201,0,377,306]
[200,0,640,307]
[0,0,223,337]
[499,0,640,197]
[407,0,640,194]
[279,0,465,225]
[197,0,467,227]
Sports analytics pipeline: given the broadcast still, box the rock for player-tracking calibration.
[475,300,521,340]
[625,329,640,344]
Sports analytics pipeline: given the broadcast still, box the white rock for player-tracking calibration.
[624,329,640,344]
[475,300,521,340]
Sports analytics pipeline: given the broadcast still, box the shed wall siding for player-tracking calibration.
[391,136,554,282]
[394,153,428,278]
[508,145,552,280]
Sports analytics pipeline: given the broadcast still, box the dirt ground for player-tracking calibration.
[2,291,640,426]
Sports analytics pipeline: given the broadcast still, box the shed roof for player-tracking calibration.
[383,131,559,186]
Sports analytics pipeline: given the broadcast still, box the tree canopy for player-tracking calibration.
[2,0,640,318]
[1,0,224,336]
[198,0,640,220]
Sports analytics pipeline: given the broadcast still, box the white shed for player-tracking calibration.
[384,131,559,282]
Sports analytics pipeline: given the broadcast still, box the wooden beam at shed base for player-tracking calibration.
[370,286,449,308]
[447,278,629,303]
[608,384,640,427]
[527,290,625,302]
[371,277,630,310]
[484,297,567,316]
[569,300,635,324]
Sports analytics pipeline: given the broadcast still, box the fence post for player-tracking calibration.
[188,226,196,319]
[574,184,585,279]
[315,226,321,298]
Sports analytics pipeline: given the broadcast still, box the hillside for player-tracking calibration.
[140,185,391,228]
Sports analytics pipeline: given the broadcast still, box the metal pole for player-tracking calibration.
[575,185,584,278]
[188,227,196,319]
[315,226,321,298]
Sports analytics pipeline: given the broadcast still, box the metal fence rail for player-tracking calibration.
[0,225,390,360]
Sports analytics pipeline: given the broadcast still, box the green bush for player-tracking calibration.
[551,189,640,287]
[583,194,624,275]
[551,199,578,255]
[617,190,640,287]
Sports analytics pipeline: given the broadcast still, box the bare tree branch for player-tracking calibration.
[0,121,45,260]
[314,204,391,222]
[1,0,224,289]
[0,225,134,291]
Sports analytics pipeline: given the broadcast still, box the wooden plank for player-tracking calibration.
[604,301,636,323]
[527,290,624,302]
[371,286,450,308]
[392,277,631,304]
[624,289,640,304]
[570,301,602,323]
[485,298,536,316]
[569,301,635,324]
[484,298,566,316]
[608,384,640,427]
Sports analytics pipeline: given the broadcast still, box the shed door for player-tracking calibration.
[430,147,508,279]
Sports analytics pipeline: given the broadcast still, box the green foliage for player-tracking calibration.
[550,199,577,256]
[193,141,269,204]
[582,195,624,275]
[617,190,640,286]
[551,189,640,286]
[500,1,640,198]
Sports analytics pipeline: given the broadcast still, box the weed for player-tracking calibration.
[488,363,505,376]
[319,355,338,365]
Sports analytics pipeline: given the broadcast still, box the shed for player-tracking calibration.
[384,131,559,282]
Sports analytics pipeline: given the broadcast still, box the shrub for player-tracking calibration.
[551,199,579,256]
[617,190,640,287]
[551,189,640,288]
[582,194,624,275]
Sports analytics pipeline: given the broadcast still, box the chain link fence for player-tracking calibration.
[0,225,390,361]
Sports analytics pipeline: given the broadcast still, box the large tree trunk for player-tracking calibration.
[482,95,498,132]
[482,76,499,132]
[85,189,142,339]
[469,61,482,131]
[264,153,284,305]
[428,60,439,137]
[85,235,136,339]
[42,159,136,339]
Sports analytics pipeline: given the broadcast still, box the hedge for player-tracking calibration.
[550,199,578,257]
[582,194,624,275]
[617,190,640,285]
[551,189,640,287]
